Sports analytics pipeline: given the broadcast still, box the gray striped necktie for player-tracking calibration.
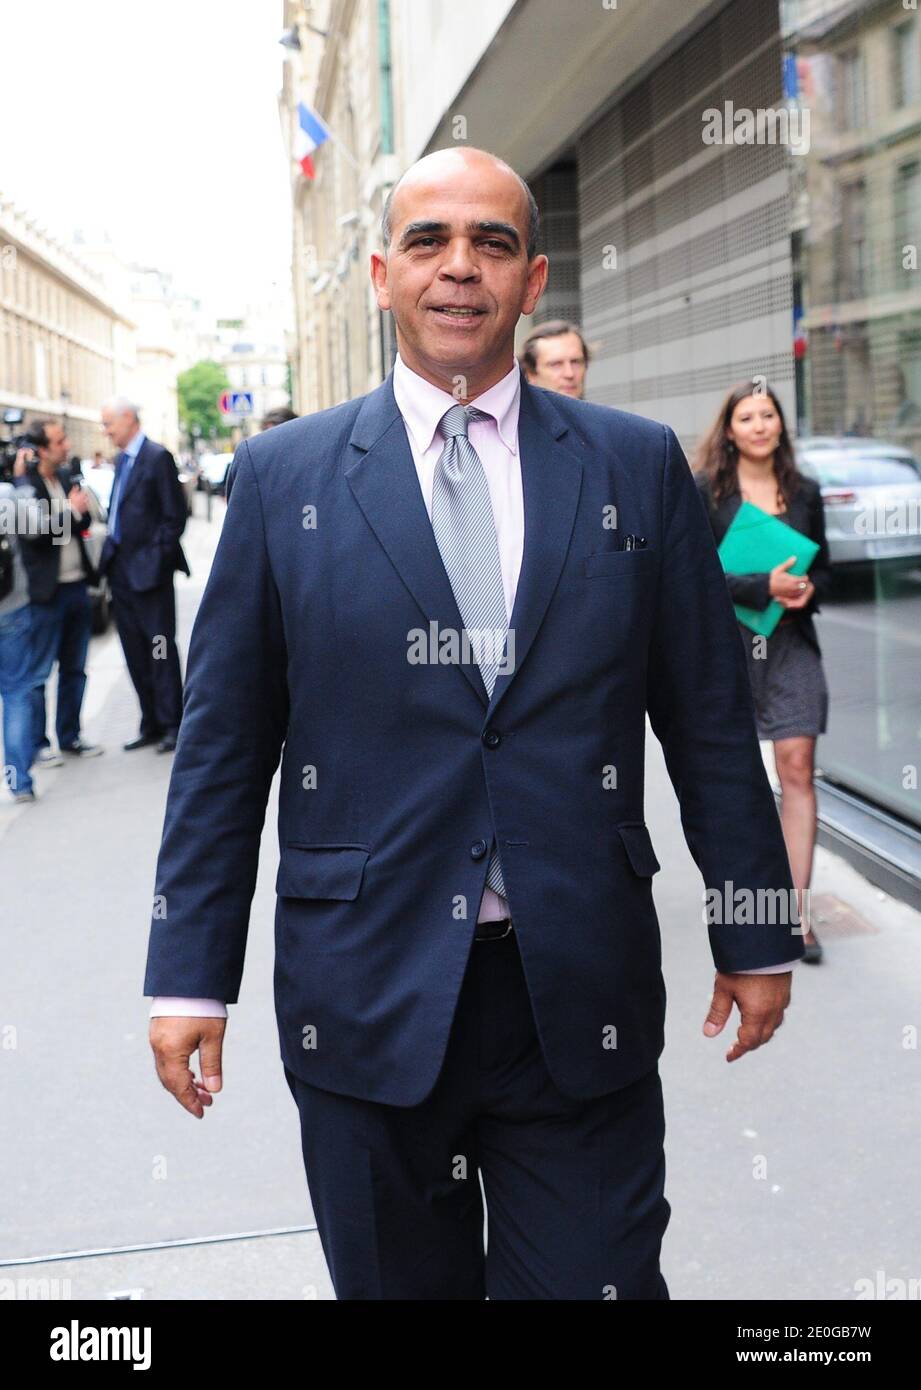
[431,402,508,899]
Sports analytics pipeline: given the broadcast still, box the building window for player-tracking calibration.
[891,18,920,110]
[837,48,866,130]
[894,160,921,279]
[839,180,867,299]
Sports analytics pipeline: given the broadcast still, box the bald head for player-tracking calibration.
[370,145,548,400]
[381,148,540,262]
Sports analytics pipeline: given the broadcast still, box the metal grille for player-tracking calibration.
[530,163,582,327]
[577,0,795,452]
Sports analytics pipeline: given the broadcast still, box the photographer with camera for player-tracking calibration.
[0,455,47,802]
[14,420,103,766]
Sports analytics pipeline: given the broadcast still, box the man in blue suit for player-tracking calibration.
[146,148,803,1300]
[99,399,190,754]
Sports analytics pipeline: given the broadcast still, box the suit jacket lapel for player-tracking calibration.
[485,379,583,721]
[345,372,489,707]
[118,437,146,509]
[718,490,742,541]
[345,372,585,716]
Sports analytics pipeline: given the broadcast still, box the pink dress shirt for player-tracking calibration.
[150,355,795,1019]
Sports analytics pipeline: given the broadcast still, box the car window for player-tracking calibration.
[799,455,921,487]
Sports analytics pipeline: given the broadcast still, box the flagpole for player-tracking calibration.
[322,124,360,172]
[299,99,360,173]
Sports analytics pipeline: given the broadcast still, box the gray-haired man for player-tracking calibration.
[98,398,189,753]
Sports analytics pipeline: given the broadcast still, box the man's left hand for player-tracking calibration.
[703,971,792,1062]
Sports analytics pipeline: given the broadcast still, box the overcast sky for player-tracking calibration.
[0,0,293,316]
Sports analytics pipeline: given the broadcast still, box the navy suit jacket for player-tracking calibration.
[144,369,803,1106]
[99,438,190,592]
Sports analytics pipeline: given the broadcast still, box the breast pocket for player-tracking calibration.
[276,844,370,900]
[583,549,657,578]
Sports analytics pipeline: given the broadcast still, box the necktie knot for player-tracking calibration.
[437,403,488,442]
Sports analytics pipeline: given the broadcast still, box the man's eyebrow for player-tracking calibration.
[473,221,521,249]
[398,219,522,251]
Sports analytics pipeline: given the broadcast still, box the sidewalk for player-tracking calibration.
[0,497,332,1300]
[1,496,917,1300]
[650,732,920,1299]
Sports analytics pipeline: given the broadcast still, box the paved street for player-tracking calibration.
[1,498,918,1300]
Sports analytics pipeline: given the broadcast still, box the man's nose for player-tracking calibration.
[439,240,479,278]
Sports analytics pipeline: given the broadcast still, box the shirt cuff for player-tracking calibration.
[731,959,800,974]
[149,997,228,1018]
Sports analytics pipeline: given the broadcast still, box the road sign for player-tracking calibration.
[218,390,254,417]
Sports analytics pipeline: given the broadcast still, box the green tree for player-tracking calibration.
[177,360,232,443]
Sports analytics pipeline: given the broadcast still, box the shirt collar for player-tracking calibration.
[123,430,146,461]
[393,353,520,456]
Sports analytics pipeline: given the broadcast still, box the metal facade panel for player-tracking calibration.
[577,0,795,450]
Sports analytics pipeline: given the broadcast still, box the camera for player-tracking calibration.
[1,408,32,482]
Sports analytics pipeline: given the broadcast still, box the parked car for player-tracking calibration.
[80,460,115,512]
[177,459,198,514]
[197,452,234,496]
[796,438,921,568]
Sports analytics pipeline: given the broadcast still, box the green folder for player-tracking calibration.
[717,501,819,637]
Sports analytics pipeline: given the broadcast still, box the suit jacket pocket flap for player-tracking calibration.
[617,823,661,876]
[276,845,370,900]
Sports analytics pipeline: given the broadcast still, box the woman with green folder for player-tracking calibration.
[694,381,832,964]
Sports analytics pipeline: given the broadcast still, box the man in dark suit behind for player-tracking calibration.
[145,148,804,1300]
[99,399,189,754]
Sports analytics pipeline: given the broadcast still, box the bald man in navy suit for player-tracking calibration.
[146,149,803,1301]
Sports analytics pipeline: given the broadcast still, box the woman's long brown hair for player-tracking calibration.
[693,380,800,506]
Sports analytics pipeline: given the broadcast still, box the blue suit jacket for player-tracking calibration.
[144,369,803,1105]
[99,438,190,592]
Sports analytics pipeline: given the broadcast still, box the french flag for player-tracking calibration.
[295,101,331,179]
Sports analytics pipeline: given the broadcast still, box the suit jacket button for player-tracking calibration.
[482,728,501,748]
[470,839,488,860]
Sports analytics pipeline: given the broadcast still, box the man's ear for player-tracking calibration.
[369,252,391,310]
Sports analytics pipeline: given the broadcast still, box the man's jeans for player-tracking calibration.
[29,579,91,754]
[0,604,34,795]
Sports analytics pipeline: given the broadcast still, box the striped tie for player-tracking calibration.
[431,403,508,898]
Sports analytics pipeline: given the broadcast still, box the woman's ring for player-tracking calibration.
[798,581,807,590]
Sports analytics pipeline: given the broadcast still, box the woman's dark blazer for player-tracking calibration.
[694,470,832,657]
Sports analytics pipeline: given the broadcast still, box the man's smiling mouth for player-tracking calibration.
[429,305,486,317]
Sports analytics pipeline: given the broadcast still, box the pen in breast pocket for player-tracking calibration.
[621,535,647,551]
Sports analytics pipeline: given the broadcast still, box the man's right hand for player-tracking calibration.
[67,485,91,513]
[150,1017,226,1118]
